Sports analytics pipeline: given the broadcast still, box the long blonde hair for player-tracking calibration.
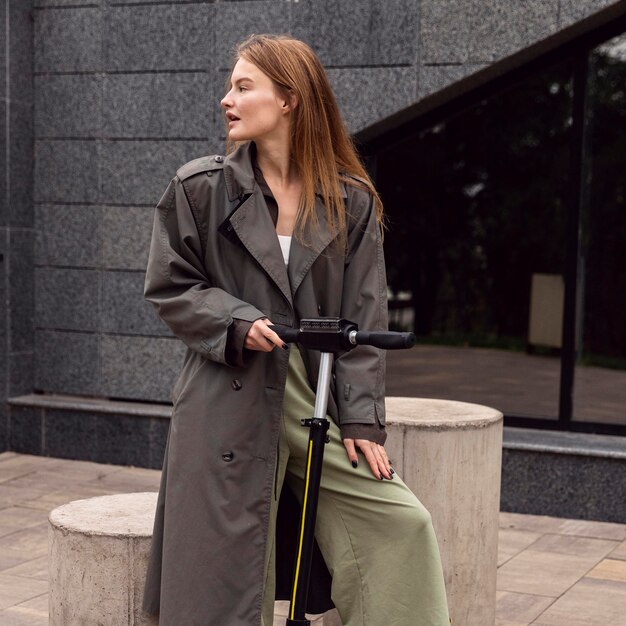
[225,34,384,243]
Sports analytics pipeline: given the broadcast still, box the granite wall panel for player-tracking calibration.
[328,67,417,132]
[35,267,99,332]
[559,0,620,27]
[418,63,488,99]
[99,140,209,205]
[35,330,100,395]
[42,409,99,461]
[9,406,43,455]
[420,0,471,64]
[35,204,100,267]
[0,101,6,227]
[34,7,102,73]
[101,335,184,402]
[102,206,153,271]
[292,0,417,67]
[9,351,34,397]
[102,271,170,336]
[467,0,559,64]
[35,75,101,138]
[8,101,34,228]
[9,2,34,106]
[214,1,292,71]
[35,140,99,204]
[102,73,212,139]
[104,4,213,72]
[9,229,34,355]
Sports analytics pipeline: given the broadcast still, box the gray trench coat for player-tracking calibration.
[142,140,388,625]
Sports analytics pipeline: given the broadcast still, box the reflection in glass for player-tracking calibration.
[574,34,626,425]
[378,62,573,418]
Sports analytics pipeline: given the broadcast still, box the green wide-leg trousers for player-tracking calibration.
[262,348,451,626]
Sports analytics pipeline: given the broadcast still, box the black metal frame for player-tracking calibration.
[356,6,626,436]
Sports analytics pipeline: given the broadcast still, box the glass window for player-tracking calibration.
[377,61,574,419]
[573,34,626,426]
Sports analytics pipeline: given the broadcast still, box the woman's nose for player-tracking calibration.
[221,92,232,109]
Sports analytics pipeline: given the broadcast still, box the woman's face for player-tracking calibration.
[220,57,291,143]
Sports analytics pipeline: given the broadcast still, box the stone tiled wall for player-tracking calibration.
[1,0,35,450]
[17,0,622,411]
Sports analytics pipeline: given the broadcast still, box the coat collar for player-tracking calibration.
[223,141,349,201]
[222,142,342,307]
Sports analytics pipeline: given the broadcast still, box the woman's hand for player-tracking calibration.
[343,439,393,480]
[244,318,288,352]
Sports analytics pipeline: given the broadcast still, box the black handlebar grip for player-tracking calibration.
[354,331,416,350]
[268,325,300,343]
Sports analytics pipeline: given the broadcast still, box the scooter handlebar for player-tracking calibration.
[351,330,416,350]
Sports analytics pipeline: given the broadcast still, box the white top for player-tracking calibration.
[277,235,292,266]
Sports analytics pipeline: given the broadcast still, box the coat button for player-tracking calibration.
[222,451,234,462]
[231,379,242,391]
[214,155,224,163]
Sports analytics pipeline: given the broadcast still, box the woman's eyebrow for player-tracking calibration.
[233,76,254,85]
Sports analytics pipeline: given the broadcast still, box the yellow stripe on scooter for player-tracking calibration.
[290,439,314,619]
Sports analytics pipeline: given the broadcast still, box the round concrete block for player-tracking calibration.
[386,397,503,626]
[48,492,159,626]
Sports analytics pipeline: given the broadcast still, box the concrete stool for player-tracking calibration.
[49,398,501,626]
[385,398,503,626]
[48,492,158,626]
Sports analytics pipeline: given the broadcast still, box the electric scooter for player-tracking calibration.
[270,317,416,626]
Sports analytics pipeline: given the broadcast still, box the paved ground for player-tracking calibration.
[0,451,624,625]
[386,344,626,425]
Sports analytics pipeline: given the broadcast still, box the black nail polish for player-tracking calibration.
[379,473,383,480]
[282,343,289,350]
[390,467,395,475]
[351,460,358,469]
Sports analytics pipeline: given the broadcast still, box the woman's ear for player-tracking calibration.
[282,92,298,113]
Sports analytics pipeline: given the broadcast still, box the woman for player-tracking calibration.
[142,34,450,626]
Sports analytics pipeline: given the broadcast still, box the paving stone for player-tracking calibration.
[532,577,626,625]
[0,524,49,561]
[586,558,626,583]
[497,528,542,566]
[610,540,626,560]
[0,572,48,611]
[495,590,555,625]
[0,507,51,535]
[497,548,608,597]
[529,533,619,560]
[0,554,48,581]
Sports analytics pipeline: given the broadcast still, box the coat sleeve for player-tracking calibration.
[334,191,388,433]
[144,177,266,366]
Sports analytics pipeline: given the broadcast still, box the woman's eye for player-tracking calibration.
[239,86,247,92]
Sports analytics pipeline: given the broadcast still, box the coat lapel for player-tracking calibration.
[287,196,338,296]
[228,189,293,307]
